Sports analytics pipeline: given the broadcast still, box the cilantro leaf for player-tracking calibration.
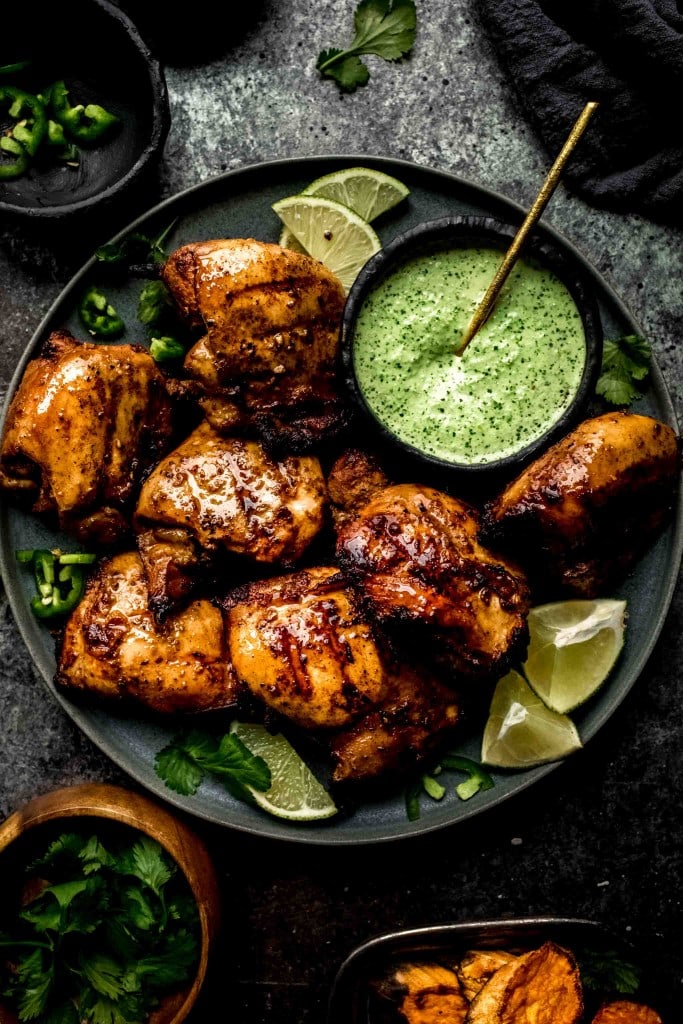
[577,947,641,995]
[13,949,54,1021]
[135,929,199,989]
[138,280,171,327]
[95,220,177,268]
[121,885,156,931]
[154,729,271,802]
[127,838,173,896]
[79,954,126,1000]
[28,833,85,874]
[317,0,416,92]
[79,836,115,876]
[596,334,651,406]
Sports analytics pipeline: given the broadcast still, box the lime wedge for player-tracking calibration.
[229,721,337,821]
[481,670,583,769]
[278,226,306,254]
[301,166,410,222]
[272,195,381,292]
[523,599,627,714]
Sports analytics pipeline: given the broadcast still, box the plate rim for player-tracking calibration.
[1,152,681,846]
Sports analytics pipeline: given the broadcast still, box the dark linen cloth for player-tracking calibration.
[477,0,683,221]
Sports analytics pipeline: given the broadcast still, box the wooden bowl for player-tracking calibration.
[0,783,221,1024]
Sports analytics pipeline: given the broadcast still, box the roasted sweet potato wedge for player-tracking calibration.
[466,941,582,1024]
[392,963,469,1023]
[456,949,518,1003]
[591,1001,663,1024]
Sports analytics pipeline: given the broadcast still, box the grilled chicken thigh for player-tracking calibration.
[162,239,347,450]
[485,412,680,596]
[0,331,173,545]
[57,552,238,714]
[329,661,460,783]
[336,483,530,680]
[327,448,389,531]
[135,421,327,619]
[225,567,388,730]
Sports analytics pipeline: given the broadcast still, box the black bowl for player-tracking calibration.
[341,216,603,489]
[0,0,169,220]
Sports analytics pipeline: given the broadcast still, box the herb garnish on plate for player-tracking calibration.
[317,0,417,93]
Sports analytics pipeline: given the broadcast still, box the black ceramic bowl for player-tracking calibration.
[341,216,603,488]
[0,0,169,220]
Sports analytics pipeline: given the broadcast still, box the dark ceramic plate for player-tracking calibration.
[326,918,668,1023]
[1,155,681,845]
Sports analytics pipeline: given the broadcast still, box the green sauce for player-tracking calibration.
[353,246,586,465]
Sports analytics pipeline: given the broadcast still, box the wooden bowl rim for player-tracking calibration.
[0,782,221,1024]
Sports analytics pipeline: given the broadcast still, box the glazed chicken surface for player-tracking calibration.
[485,411,680,596]
[135,421,327,619]
[0,330,173,545]
[336,482,530,680]
[224,567,389,730]
[162,239,347,450]
[57,552,239,714]
[329,661,460,784]
[327,448,389,531]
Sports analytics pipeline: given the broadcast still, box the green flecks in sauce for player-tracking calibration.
[353,247,586,465]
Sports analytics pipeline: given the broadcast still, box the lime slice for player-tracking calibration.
[481,670,583,769]
[278,226,306,254]
[229,721,337,821]
[522,599,627,714]
[272,195,381,292]
[301,166,410,222]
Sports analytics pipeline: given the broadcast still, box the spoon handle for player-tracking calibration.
[457,100,599,355]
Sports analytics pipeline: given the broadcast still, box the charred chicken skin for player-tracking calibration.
[336,483,530,680]
[224,567,389,730]
[134,421,327,619]
[327,448,389,531]
[56,552,239,714]
[162,239,347,450]
[0,330,173,545]
[485,411,680,596]
[329,661,460,784]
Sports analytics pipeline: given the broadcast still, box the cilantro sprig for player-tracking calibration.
[317,0,417,93]
[577,946,641,995]
[596,334,651,406]
[0,830,200,1024]
[155,728,271,803]
[95,219,177,269]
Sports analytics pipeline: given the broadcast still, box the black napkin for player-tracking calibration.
[476,0,683,222]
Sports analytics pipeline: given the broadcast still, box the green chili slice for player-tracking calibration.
[0,136,29,179]
[17,549,95,619]
[0,85,46,156]
[50,79,118,143]
[79,286,125,338]
[440,754,495,801]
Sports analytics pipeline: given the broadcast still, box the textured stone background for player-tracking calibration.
[1,2,682,1021]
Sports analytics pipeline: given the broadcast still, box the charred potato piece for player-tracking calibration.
[591,1002,662,1024]
[466,941,582,1024]
[456,950,518,1003]
[392,964,469,1024]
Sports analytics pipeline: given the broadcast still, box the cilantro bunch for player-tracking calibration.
[0,830,200,1024]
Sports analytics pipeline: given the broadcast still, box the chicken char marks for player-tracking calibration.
[484,411,680,597]
[134,421,328,620]
[57,552,239,714]
[336,481,530,681]
[162,239,348,452]
[0,331,173,545]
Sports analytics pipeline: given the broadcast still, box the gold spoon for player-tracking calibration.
[457,100,599,355]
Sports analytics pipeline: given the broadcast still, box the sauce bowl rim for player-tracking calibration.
[340,214,603,480]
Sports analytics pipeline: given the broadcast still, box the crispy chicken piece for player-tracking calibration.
[329,662,459,783]
[327,448,389,531]
[485,412,680,597]
[134,421,327,619]
[456,950,518,1003]
[0,331,173,545]
[336,483,530,680]
[162,239,347,451]
[467,942,583,1024]
[591,1002,662,1024]
[389,963,469,1024]
[224,567,388,730]
[56,552,238,714]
